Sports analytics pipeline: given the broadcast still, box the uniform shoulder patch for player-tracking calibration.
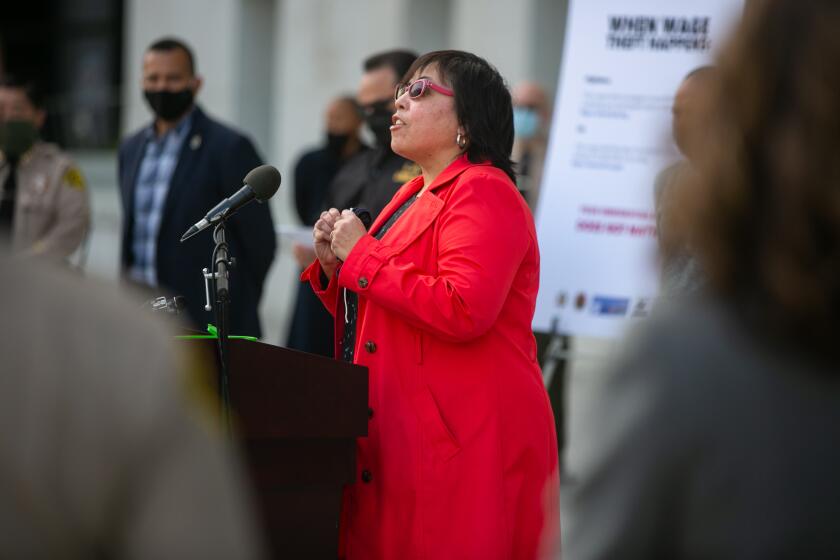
[63,167,86,190]
[392,162,421,184]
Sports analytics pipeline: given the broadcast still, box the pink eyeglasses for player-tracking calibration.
[394,78,455,101]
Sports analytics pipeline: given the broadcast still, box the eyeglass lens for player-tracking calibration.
[409,81,426,97]
[395,80,430,100]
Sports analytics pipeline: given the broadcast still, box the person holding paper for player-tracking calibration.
[303,50,559,559]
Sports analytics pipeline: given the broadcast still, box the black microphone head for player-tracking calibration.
[352,207,373,230]
[244,165,281,201]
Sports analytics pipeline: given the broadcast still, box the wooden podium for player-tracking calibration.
[183,338,368,559]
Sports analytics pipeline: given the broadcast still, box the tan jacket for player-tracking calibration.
[0,256,266,559]
[0,142,90,259]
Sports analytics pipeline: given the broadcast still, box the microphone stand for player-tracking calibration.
[541,316,569,389]
[202,220,235,435]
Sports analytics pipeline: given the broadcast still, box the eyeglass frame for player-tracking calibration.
[394,78,455,101]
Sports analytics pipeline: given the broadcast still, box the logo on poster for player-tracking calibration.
[590,296,630,316]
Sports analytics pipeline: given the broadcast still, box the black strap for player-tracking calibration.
[0,159,19,237]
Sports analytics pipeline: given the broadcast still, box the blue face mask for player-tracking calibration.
[513,107,540,139]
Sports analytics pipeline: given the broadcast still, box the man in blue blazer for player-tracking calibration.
[119,37,275,338]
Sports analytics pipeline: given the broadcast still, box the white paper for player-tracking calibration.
[276,224,314,246]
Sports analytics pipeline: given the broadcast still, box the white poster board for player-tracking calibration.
[533,0,742,338]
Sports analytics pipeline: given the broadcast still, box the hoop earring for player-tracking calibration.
[456,132,467,149]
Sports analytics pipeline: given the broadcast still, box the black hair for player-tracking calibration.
[403,50,516,183]
[147,37,197,75]
[363,50,418,85]
[0,75,45,109]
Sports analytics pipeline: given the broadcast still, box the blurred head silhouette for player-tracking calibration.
[671,66,717,163]
[694,0,840,362]
[511,81,549,141]
[324,95,363,158]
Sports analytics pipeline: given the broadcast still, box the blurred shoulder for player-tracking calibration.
[121,119,153,143]
[25,145,89,194]
[614,295,788,402]
[3,256,173,345]
[331,148,375,180]
[296,147,331,168]
[196,108,245,141]
[28,142,76,169]
[119,125,150,157]
[625,296,736,366]
[654,159,695,200]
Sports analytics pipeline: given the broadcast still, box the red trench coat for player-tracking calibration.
[303,155,559,559]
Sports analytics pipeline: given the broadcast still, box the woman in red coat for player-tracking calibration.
[303,50,559,559]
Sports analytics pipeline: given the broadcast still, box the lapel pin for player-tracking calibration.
[190,134,202,150]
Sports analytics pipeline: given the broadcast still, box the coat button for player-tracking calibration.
[361,469,373,483]
[358,277,369,288]
[364,340,377,353]
[368,407,374,420]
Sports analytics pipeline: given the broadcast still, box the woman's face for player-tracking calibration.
[390,64,461,165]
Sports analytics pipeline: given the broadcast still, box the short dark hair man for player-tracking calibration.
[118,37,276,337]
[0,75,90,260]
[325,49,419,220]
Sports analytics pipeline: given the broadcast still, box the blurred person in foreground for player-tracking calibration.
[511,81,551,211]
[0,76,90,260]
[305,50,559,559]
[562,1,840,558]
[286,95,367,356]
[325,50,420,221]
[0,254,263,558]
[653,66,719,298]
[118,37,275,338]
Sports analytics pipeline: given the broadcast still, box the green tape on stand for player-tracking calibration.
[174,323,258,342]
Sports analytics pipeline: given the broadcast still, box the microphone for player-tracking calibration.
[335,207,373,269]
[351,207,372,230]
[181,165,281,242]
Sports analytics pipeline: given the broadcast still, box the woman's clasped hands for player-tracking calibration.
[313,208,367,277]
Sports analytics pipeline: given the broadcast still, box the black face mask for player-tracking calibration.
[144,88,195,122]
[362,100,394,148]
[326,132,351,156]
[0,120,39,160]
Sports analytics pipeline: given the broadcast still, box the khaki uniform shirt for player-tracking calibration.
[0,142,90,259]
